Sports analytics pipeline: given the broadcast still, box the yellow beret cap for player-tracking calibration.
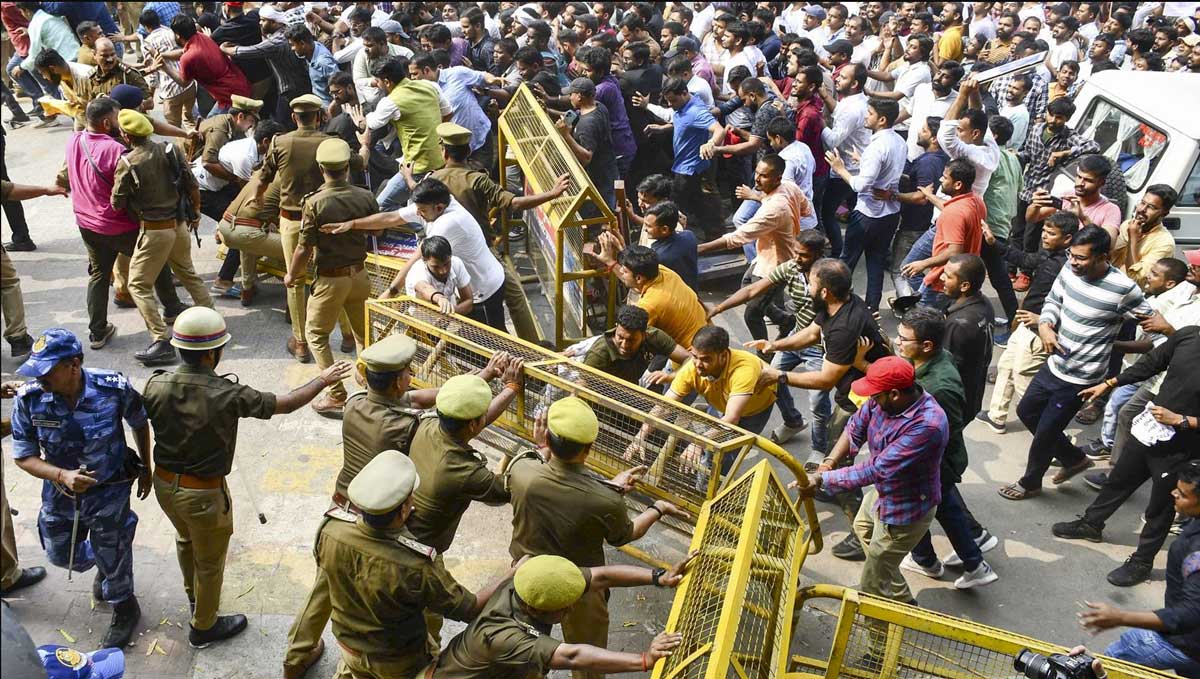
[547,397,598,444]
[436,122,472,147]
[117,109,153,137]
[359,335,418,373]
[289,93,324,111]
[435,374,492,420]
[513,555,587,612]
[347,450,420,514]
[316,138,352,168]
[230,94,264,114]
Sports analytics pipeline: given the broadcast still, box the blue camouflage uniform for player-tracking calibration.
[10,332,148,604]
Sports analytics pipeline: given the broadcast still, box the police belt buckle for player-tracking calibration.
[324,493,359,523]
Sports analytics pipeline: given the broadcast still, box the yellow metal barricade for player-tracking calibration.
[789,586,1175,679]
[365,297,820,545]
[496,83,618,348]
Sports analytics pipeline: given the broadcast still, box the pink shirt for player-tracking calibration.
[63,131,138,235]
[720,181,811,277]
[1051,187,1122,231]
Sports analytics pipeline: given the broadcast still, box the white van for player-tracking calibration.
[1067,70,1200,245]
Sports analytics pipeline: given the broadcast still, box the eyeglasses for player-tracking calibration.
[894,334,919,344]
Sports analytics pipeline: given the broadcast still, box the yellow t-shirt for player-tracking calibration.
[670,349,777,417]
[637,267,708,349]
[938,25,965,62]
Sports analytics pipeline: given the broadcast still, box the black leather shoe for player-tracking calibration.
[1052,518,1103,543]
[189,614,248,648]
[100,595,140,648]
[1107,558,1152,587]
[135,339,177,365]
[7,333,34,358]
[163,305,189,324]
[831,533,866,561]
[3,239,36,252]
[0,567,46,596]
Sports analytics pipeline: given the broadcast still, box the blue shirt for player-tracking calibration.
[11,369,148,483]
[40,2,119,34]
[305,42,340,104]
[650,229,699,289]
[900,150,948,232]
[671,96,717,176]
[136,2,181,36]
[438,67,491,152]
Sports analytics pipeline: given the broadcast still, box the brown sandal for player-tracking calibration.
[998,483,1041,501]
[1052,459,1095,485]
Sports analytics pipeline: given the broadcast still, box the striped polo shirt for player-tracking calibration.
[1039,264,1152,385]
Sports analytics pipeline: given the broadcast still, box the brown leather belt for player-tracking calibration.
[280,207,302,220]
[330,492,360,513]
[318,262,365,277]
[155,466,223,489]
[222,212,264,229]
[141,218,178,230]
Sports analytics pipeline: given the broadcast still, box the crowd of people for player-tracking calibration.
[1,1,1200,678]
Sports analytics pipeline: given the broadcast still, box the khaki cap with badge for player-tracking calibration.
[315,138,352,169]
[230,94,264,115]
[117,109,153,137]
[436,122,472,147]
[435,374,492,420]
[347,450,420,514]
[355,335,417,383]
[289,93,325,112]
[547,396,598,445]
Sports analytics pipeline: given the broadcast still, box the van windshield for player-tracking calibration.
[1075,98,1168,192]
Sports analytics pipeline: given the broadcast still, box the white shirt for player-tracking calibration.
[969,16,997,41]
[405,256,472,306]
[902,83,951,160]
[333,37,364,65]
[1048,39,1080,70]
[352,43,413,105]
[1079,21,1101,42]
[691,3,715,41]
[821,92,871,174]
[687,74,714,106]
[846,128,907,217]
[779,141,818,230]
[999,103,1030,150]
[143,26,189,100]
[218,137,259,182]
[891,61,933,119]
[938,119,1001,195]
[365,80,453,130]
[397,198,504,301]
[720,49,766,96]
[850,36,881,66]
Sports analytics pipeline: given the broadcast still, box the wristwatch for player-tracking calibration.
[650,568,667,587]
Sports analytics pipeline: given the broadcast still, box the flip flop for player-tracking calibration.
[1053,459,1095,485]
[998,483,1041,501]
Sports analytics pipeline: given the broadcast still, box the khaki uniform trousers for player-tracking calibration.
[1,464,22,590]
[986,323,1049,426]
[561,588,610,679]
[217,219,283,291]
[305,268,369,400]
[1,248,27,340]
[493,248,538,342]
[280,216,308,341]
[160,85,199,132]
[333,646,428,679]
[153,475,234,631]
[285,564,332,668]
[129,223,213,341]
[852,487,936,603]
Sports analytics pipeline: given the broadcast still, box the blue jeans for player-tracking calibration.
[733,199,760,261]
[772,346,831,452]
[1101,382,1140,448]
[910,484,984,571]
[899,226,936,297]
[7,53,59,104]
[377,170,429,212]
[1106,629,1200,678]
[1016,365,1088,490]
[819,175,853,258]
[917,285,951,310]
[840,210,900,310]
[208,102,230,117]
[703,403,775,475]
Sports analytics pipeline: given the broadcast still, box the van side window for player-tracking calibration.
[1074,98,1168,193]
[1179,154,1200,208]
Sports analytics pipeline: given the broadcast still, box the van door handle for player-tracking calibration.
[1163,217,1181,231]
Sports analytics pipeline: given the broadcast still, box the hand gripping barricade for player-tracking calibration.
[363,296,822,566]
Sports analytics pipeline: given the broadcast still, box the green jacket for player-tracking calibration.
[914,350,968,484]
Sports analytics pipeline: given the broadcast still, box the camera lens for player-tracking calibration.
[1014,650,1054,679]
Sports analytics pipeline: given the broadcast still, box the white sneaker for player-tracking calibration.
[954,561,999,589]
[943,551,963,567]
[770,420,808,444]
[976,530,999,553]
[901,553,944,579]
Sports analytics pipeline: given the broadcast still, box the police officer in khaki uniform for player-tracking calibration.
[194,95,261,171]
[432,554,689,679]
[74,38,152,129]
[143,308,351,648]
[285,138,377,417]
[283,334,437,678]
[110,109,213,367]
[216,174,282,307]
[504,398,687,679]
[259,93,363,363]
[319,450,517,679]
[401,123,570,342]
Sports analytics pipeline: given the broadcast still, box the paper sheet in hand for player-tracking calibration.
[973,51,1049,84]
[1131,401,1176,447]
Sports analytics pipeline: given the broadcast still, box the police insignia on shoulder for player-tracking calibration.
[396,535,437,559]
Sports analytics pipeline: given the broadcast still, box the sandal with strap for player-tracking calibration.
[1052,459,1095,485]
[998,483,1041,501]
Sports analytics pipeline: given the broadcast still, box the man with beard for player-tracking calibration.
[998,73,1031,150]
[220,5,311,128]
[897,54,960,162]
[818,64,871,257]
[403,236,474,316]
[74,38,150,128]
[1111,185,1180,291]
[979,11,1018,64]
[581,304,689,385]
[757,258,891,561]
[940,254,995,417]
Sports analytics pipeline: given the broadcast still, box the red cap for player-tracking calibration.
[851,356,915,397]
[1185,249,1200,266]
[224,2,244,6]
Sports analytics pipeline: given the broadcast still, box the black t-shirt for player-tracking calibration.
[815,294,890,409]
[943,294,995,417]
[749,96,790,162]
[573,103,619,193]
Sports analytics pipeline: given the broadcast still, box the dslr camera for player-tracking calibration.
[1014,649,1098,679]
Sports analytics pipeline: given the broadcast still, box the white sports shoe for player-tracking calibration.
[900,553,944,579]
[954,561,999,589]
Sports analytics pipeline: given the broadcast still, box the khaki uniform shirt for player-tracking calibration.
[259,128,363,210]
[227,174,280,226]
[505,455,635,567]
[407,416,510,554]
[429,165,515,241]
[298,178,377,271]
[336,390,422,498]
[583,326,677,384]
[142,365,277,477]
[75,64,151,126]
[198,113,243,165]
[434,578,577,679]
[315,519,475,661]
[111,141,198,222]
